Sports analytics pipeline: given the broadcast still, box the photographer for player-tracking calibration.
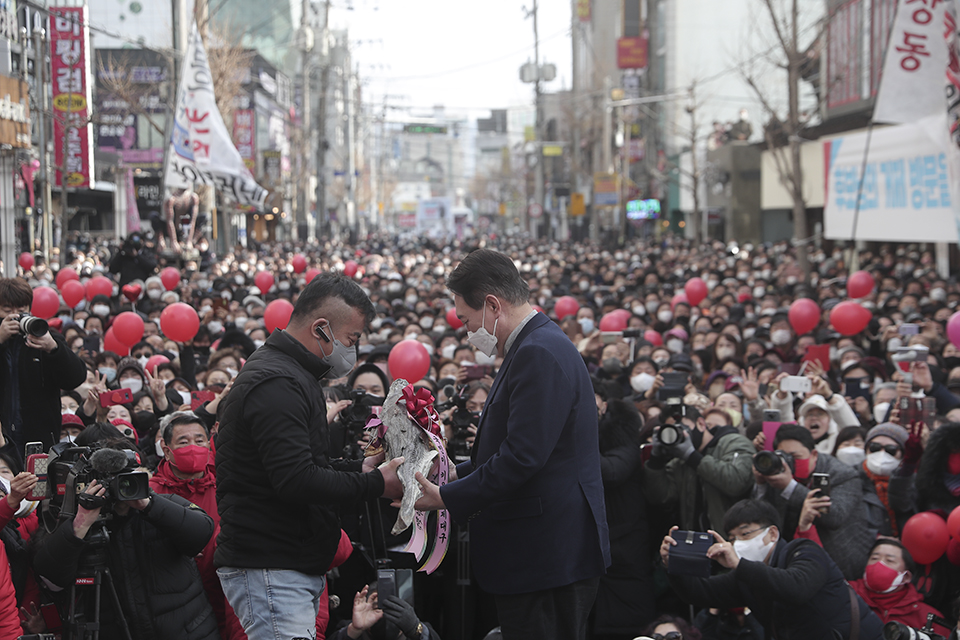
[108,232,157,286]
[0,277,87,459]
[643,404,755,534]
[32,424,219,640]
[440,380,487,464]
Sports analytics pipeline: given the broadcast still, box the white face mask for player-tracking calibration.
[253,339,265,349]
[60,434,76,444]
[420,317,434,330]
[120,377,143,394]
[658,310,673,323]
[178,390,192,406]
[630,372,656,393]
[225,367,238,378]
[442,344,457,360]
[771,329,792,346]
[753,286,765,299]
[836,446,866,467]
[653,356,669,367]
[234,316,248,328]
[716,346,736,360]
[733,527,776,564]
[646,300,660,313]
[61,408,76,415]
[578,318,595,335]
[405,295,418,306]
[208,321,223,334]
[632,305,646,317]
[136,355,149,368]
[92,304,110,317]
[873,402,890,424]
[147,289,162,300]
[666,338,684,354]
[155,439,165,457]
[743,328,756,340]
[466,303,499,358]
[866,450,900,477]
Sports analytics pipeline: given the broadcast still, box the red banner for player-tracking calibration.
[50,7,93,189]
[617,35,648,70]
[232,109,255,171]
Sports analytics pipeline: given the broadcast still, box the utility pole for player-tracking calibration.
[345,63,357,240]
[314,0,330,240]
[34,28,51,263]
[298,0,312,241]
[687,82,702,244]
[531,0,544,239]
[570,0,581,242]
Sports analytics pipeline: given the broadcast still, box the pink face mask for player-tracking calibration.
[172,444,209,474]
[863,561,907,593]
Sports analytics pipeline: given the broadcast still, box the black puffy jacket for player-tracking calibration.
[32,492,218,640]
[214,329,385,575]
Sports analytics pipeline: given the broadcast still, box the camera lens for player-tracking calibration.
[18,315,48,337]
[657,424,684,446]
[753,451,784,476]
[117,476,139,500]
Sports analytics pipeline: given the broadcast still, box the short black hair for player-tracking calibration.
[0,277,33,309]
[446,249,529,310]
[722,499,782,534]
[869,538,916,575]
[160,411,209,444]
[290,272,376,326]
[773,424,817,453]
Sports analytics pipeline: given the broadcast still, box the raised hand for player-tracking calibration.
[740,367,760,402]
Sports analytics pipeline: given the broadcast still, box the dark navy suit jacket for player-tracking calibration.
[441,312,611,595]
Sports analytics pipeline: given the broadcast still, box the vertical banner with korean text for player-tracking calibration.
[50,6,94,189]
[231,109,255,171]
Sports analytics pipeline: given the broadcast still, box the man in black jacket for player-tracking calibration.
[660,499,883,640]
[0,277,87,460]
[32,427,219,640]
[215,272,403,640]
[108,232,157,286]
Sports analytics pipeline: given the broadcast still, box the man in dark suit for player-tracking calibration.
[413,249,610,640]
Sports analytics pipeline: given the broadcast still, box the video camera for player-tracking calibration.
[16,313,48,337]
[657,371,689,421]
[753,450,796,476]
[339,389,385,459]
[883,620,945,640]
[436,385,480,463]
[28,443,151,530]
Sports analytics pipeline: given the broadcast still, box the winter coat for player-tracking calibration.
[669,538,884,640]
[758,452,874,580]
[108,247,157,286]
[0,542,20,640]
[151,458,243,640]
[215,329,385,575]
[771,392,860,455]
[850,579,950,637]
[593,400,654,635]
[643,426,756,532]
[0,331,87,458]
[856,465,914,538]
[32,492,219,640]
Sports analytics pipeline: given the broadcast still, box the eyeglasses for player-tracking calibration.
[651,633,683,640]
[727,526,765,542]
[868,442,900,456]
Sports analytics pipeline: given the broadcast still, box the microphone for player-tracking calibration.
[442,384,457,399]
[89,448,134,474]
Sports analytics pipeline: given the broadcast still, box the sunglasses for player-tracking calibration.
[868,442,900,456]
[652,634,683,640]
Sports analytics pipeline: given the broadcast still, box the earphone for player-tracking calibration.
[315,323,330,342]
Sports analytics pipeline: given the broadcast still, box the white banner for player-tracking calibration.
[163,24,267,207]
[874,0,949,124]
[824,116,956,242]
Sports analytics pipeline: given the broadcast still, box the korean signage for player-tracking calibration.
[50,6,94,188]
[232,109,255,171]
[0,74,30,148]
[824,118,956,242]
[594,172,619,206]
[576,0,590,22]
[617,34,648,70]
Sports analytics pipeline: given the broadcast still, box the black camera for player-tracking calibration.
[656,423,687,446]
[883,621,945,640]
[17,313,48,337]
[338,389,385,459]
[753,450,795,476]
[437,385,479,463]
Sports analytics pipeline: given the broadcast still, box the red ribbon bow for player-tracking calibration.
[401,385,441,437]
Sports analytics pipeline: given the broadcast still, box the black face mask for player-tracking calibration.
[135,411,157,437]
[944,356,960,371]
[689,426,705,450]
[602,358,622,375]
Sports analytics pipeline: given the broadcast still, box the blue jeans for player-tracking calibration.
[218,567,326,640]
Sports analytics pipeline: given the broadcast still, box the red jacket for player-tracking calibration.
[150,459,246,640]
[851,578,950,637]
[0,542,20,640]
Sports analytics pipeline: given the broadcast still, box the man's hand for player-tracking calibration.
[347,585,382,638]
[808,374,831,399]
[381,595,422,638]
[73,481,106,539]
[764,461,794,492]
[24,330,57,353]
[659,525,679,568]
[913,361,935,393]
[752,432,766,452]
[706,530,740,569]
[740,367,760,402]
[799,488,830,530]
[412,472,444,511]
[772,372,790,399]
[378,457,405,499]
[362,449,385,474]
[0,315,19,345]
[326,398,352,423]
[7,472,37,508]
[645,374,664,400]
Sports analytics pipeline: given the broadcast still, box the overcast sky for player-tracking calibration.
[329,0,573,121]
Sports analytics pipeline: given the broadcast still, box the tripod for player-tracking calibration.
[63,525,132,640]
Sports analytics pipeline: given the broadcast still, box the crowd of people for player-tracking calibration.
[0,229,959,639]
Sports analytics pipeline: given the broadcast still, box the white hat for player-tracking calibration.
[798,394,829,417]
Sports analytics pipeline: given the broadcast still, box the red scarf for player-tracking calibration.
[864,463,899,537]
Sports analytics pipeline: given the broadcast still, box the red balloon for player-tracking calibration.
[121,283,142,302]
[30,286,60,319]
[388,340,431,383]
[103,328,129,356]
[61,280,85,309]
[254,271,274,294]
[145,355,170,375]
[305,268,322,284]
[263,299,294,333]
[948,505,960,539]
[902,512,950,565]
[599,311,628,332]
[445,307,463,330]
[85,276,113,302]
[847,270,875,299]
[291,254,308,274]
[684,277,708,306]
[18,252,34,271]
[55,268,80,289]
[160,267,180,291]
[947,537,960,566]
[343,260,359,278]
[554,296,580,320]
[830,301,872,336]
[113,311,145,346]
[160,303,200,342]
[788,298,821,335]
[532,305,544,314]
[644,330,663,346]
[671,292,688,309]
